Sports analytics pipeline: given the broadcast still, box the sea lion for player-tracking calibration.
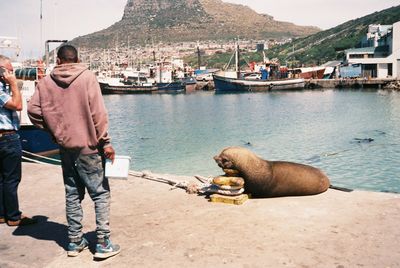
[213,146,330,198]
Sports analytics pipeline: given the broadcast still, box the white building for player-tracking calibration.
[345,21,400,79]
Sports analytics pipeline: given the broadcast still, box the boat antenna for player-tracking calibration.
[40,0,43,58]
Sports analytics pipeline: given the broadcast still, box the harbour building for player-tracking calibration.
[345,21,400,79]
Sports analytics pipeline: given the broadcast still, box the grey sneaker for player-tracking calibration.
[67,237,89,257]
[94,238,121,259]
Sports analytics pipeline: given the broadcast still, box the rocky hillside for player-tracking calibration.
[71,0,320,48]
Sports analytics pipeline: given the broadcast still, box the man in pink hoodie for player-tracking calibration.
[28,45,120,259]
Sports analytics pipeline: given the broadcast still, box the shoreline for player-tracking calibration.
[1,162,399,267]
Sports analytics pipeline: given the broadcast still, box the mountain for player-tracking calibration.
[70,0,320,48]
[265,5,400,65]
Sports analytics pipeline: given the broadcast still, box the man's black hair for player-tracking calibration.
[57,45,78,63]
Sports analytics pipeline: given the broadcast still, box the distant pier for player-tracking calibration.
[196,78,399,91]
[305,78,397,89]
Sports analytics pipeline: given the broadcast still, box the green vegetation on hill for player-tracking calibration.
[266,5,400,66]
[185,5,400,69]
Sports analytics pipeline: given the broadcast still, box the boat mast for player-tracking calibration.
[197,41,201,70]
[235,41,240,79]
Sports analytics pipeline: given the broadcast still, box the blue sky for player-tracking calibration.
[0,0,398,59]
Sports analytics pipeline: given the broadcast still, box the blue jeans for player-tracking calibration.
[0,133,22,221]
[60,148,111,243]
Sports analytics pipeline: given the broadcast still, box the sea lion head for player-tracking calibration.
[214,146,270,175]
[214,146,273,196]
[213,147,236,169]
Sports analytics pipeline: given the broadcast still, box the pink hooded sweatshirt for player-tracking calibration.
[28,63,111,154]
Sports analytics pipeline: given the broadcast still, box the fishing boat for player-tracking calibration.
[213,43,305,93]
[98,77,157,94]
[179,76,197,93]
[153,60,186,93]
[98,64,186,94]
[98,78,185,94]
[156,81,185,93]
[213,72,305,92]
[99,83,157,94]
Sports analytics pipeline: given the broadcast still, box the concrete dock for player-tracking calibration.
[1,162,400,267]
[305,78,396,89]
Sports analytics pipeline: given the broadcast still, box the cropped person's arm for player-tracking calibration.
[88,72,115,161]
[27,83,46,129]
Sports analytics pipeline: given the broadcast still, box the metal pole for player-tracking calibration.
[40,0,43,58]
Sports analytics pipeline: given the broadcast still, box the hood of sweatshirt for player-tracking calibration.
[50,63,88,88]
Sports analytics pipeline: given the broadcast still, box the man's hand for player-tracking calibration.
[2,68,22,111]
[2,68,17,86]
[104,146,115,163]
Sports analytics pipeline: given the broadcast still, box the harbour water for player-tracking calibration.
[104,89,400,193]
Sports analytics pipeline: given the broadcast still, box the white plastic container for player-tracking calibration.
[105,155,131,179]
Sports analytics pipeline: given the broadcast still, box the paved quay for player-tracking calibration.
[1,162,400,268]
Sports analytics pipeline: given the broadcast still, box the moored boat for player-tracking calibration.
[213,43,305,93]
[98,77,157,94]
[213,72,305,92]
[99,83,157,94]
[156,81,185,93]
[98,78,186,94]
[179,76,197,93]
[98,64,186,94]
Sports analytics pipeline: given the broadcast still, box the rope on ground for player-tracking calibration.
[128,170,189,190]
[128,171,245,196]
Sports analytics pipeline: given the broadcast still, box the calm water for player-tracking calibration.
[104,89,400,193]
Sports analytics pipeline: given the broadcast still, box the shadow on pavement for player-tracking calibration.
[12,215,69,250]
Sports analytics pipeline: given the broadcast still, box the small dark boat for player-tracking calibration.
[156,81,185,93]
[99,81,157,94]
